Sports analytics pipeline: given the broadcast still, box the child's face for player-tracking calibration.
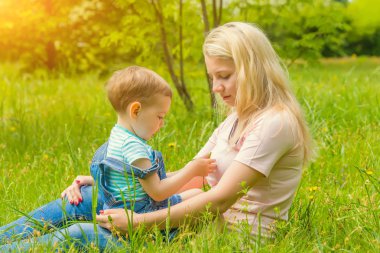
[133,95,171,140]
[205,56,237,107]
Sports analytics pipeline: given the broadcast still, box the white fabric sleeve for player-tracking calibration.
[234,112,296,177]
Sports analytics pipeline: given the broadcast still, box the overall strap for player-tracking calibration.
[91,141,109,163]
[100,157,133,173]
[100,151,161,179]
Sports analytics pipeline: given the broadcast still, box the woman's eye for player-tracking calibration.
[158,116,164,120]
[220,75,230,80]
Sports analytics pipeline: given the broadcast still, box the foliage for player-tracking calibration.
[230,0,351,65]
[0,0,114,72]
[1,0,379,71]
[0,0,377,73]
[347,0,380,35]
[0,0,379,110]
[99,0,207,110]
[0,58,379,251]
[0,0,72,69]
[344,0,380,56]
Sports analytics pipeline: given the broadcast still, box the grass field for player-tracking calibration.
[0,58,379,252]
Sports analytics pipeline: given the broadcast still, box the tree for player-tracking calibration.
[0,0,123,72]
[345,0,380,55]
[101,0,203,111]
[150,0,193,110]
[0,0,67,69]
[200,0,224,108]
[231,0,350,66]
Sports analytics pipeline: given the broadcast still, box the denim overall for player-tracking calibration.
[90,141,182,213]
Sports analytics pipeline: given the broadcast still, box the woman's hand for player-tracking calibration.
[60,175,94,205]
[96,208,137,234]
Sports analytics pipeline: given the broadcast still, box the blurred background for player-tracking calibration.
[0,0,379,109]
[1,0,378,70]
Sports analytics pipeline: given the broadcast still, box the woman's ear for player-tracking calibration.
[129,101,141,119]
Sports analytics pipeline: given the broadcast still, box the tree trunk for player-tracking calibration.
[45,41,56,70]
[179,0,185,96]
[218,0,223,26]
[44,0,56,70]
[200,0,210,35]
[151,0,194,111]
[200,0,219,108]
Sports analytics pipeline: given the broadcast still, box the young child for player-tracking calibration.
[0,66,215,249]
[91,66,216,213]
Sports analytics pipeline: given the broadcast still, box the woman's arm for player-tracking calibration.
[96,161,263,233]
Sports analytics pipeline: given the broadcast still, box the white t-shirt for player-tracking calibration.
[196,109,304,237]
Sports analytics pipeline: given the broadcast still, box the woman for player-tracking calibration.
[0,22,313,251]
[96,22,313,238]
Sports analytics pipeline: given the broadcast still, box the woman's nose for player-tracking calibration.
[212,81,224,93]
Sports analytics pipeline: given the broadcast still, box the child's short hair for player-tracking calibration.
[106,66,172,113]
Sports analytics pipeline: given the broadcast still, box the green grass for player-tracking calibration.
[0,58,379,252]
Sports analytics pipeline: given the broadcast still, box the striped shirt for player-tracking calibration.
[105,124,154,201]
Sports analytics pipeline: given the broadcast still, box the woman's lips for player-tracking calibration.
[223,95,231,100]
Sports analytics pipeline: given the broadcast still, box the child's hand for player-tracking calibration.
[186,157,217,177]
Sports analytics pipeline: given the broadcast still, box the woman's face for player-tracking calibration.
[205,56,237,107]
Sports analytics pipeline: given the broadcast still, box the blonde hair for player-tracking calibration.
[203,22,314,164]
[106,66,172,113]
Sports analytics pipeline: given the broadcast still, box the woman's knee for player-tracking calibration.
[65,223,115,250]
[65,223,95,240]
[64,186,95,218]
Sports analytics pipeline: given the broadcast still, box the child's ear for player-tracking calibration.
[129,101,141,119]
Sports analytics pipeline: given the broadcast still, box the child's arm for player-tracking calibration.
[166,171,177,177]
[135,158,216,201]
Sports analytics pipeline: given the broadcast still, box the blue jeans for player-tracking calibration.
[0,185,123,251]
[0,142,181,251]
